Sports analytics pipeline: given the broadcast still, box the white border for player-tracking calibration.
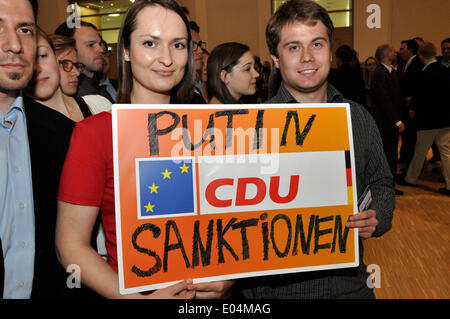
[112,103,359,295]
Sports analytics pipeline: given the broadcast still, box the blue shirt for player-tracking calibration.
[0,94,35,299]
[99,77,117,102]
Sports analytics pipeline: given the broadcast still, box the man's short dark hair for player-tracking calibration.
[189,20,200,33]
[54,20,98,39]
[441,37,450,49]
[401,39,419,55]
[29,0,38,21]
[266,0,334,57]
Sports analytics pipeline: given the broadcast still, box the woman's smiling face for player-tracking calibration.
[125,5,189,97]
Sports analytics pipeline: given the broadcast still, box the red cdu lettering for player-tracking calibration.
[205,178,234,207]
[269,175,300,203]
[205,175,300,208]
[235,178,266,206]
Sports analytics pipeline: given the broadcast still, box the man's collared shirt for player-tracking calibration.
[267,81,344,104]
[422,60,437,71]
[381,63,394,73]
[99,77,117,102]
[0,94,35,299]
[404,54,416,73]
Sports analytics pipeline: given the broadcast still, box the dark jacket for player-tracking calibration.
[399,55,423,97]
[77,74,114,103]
[0,237,3,299]
[329,63,366,106]
[24,98,98,299]
[370,64,404,132]
[24,98,75,298]
[411,61,450,130]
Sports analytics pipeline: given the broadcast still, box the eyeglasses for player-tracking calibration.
[192,40,207,51]
[58,59,85,73]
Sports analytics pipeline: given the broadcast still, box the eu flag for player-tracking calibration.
[137,158,195,218]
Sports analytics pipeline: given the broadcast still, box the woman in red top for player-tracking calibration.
[56,0,231,299]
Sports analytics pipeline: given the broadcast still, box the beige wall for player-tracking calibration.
[36,0,450,69]
[178,0,272,63]
[391,0,450,52]
[37,0,69,34]
[354,0,450,62]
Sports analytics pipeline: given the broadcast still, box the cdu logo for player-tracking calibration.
[136,158,196,219]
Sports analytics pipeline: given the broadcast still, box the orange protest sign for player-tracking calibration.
[112,104,358,294]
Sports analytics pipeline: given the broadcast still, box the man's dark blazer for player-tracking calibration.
[399,55,424,104]
[398,55,423,165]
[24,98,75,298]
[369,64,404,176]
[411,62,450,130]
[24,98,102,299]
[77,74,114,103]
[1,237,4,299]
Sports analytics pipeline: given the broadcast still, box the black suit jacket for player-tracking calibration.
[24,98,75,298]
[370,64,404,133]
[411,62,450,130]
[0,237,3,299]
[399,55,424,106]
[77,74,114,103]
[329,63,366,106]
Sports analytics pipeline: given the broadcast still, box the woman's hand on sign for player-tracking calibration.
[136,279,195,299]
[193,280,235,299]
[345,210,378,239]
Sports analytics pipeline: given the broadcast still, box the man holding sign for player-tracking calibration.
[233,0,394,299]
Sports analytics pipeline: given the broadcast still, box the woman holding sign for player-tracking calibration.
[55,0,228,299]
[206,42,260,104]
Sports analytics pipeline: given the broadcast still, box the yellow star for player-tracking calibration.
[179,163,190,174]
[148,183,159,194]
[161,169,172,179]
[144,202,155,213]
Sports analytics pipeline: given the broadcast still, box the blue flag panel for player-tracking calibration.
[137,159,195,218]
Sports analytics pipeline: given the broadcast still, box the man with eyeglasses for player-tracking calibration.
[55,21,114,103]
[94,39,117,102]
[189,20,207,104]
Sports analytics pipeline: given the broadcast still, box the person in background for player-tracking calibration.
[330,44,366,106]
[26,32,93,123]
[49,34,111,116]
[363,56,377,112]
[54,21,114,103]
[199,48,209,101]
[437,37,450,69]
[96,39,117,102]
[397,39,423,169]
[23,27,100,299]
[189,20,207,104]
[233,0,394,299]
[206,42,259,104]
[55,0,232,299]
[370,44,405,196]
[398,42,450,196]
